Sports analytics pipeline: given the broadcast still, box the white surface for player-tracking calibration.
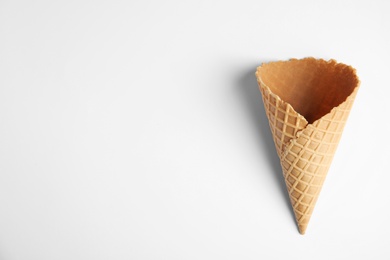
[1,0,389,259]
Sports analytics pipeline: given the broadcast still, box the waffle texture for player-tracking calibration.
[255,58,360,234]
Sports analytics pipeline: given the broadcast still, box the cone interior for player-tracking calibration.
[256,58,359,123]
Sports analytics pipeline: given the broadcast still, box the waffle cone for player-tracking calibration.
[255,58,360,234]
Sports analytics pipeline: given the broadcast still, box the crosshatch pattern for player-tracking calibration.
[256,69,359,234]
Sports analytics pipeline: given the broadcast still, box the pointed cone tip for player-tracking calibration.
[298,225,307,235]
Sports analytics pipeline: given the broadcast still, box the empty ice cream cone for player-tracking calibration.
[255,58,360,234]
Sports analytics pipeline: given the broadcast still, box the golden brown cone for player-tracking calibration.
[255,58,360,234]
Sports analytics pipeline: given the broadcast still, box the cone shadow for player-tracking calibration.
[236,66,297,231]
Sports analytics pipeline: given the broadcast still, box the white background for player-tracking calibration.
[1,0,389,259]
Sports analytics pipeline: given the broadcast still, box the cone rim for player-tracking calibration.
[255,57,360,127]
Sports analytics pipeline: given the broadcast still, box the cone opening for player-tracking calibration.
[256,58,359,124]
